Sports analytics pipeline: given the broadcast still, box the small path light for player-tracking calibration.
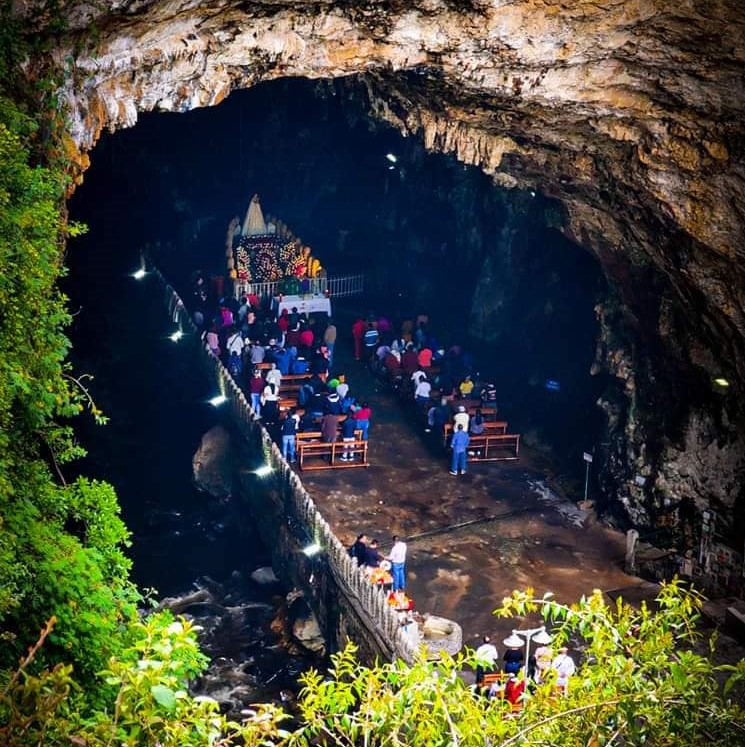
[132,267,146,280]
[254,464,273,477]
[169,330,184,342]
[302,542,322,557]
[208,394,227,407]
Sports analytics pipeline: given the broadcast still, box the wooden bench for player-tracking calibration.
[298,437,369,470]
[479,673,524,712]
[480,672,509,691]
[467,433,520,461]
[443,421,509,446]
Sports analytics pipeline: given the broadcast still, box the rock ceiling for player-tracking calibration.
[19,0,745,527]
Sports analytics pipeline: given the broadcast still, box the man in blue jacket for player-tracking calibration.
[450,423,470,476]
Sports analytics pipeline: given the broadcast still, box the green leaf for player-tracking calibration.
[150,684,177,711]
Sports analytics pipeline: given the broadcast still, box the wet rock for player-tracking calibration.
[156,587,211,614]
[287,591,326,656]
[251,566,280,585]
[192,425,235,499]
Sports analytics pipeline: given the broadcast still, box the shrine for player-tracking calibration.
[227,194,362,311]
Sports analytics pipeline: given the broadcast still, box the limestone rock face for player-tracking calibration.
[19,1,745,532]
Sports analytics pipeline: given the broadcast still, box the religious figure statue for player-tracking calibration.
[302,245,323,278]
[242,194,267,236]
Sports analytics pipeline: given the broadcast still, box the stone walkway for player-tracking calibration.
[298,332,646,649]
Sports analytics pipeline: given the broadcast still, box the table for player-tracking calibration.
[272,294,332,317]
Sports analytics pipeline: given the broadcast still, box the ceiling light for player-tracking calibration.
[714,378,729,387]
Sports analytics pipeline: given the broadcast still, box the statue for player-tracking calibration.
[302,245,323,278]
[242,194,267,236]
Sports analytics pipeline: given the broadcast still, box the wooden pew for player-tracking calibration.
[297,434,369,470]
[467,433,520,461]
[442,421,509,446]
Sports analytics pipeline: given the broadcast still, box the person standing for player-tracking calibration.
[450,423,470,476]
[281,408,299,462]
[340,415,357,461]
[266,361,282,390]
[351,402,372,441]
[352,317,366,361]
[503,643,524,675]
[348,534,368,563]
[551,646,576,689]
[474,635,499,686]
[261,379,280,424]
[323,319,337,369]
[249,369,264,417]
[386,535,407,591]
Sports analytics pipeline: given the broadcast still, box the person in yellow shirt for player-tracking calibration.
[459,374,474,398]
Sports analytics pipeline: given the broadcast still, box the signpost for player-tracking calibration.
[582,451,593,503]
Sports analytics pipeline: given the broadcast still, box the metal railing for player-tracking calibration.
[235,274,364,301]
[153,266,414,663]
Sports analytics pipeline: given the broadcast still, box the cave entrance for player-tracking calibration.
[67,75,606,498]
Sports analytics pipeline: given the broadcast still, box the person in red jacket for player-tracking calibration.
[298,325,314,350]
[352,402,372,440]
[352,317,366,361]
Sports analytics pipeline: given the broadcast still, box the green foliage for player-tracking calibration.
[1,615,291,747]
[290,581,745,747]
[0,30,137,686]
[1,583,743,746]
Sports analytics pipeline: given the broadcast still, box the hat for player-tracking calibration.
[380,560,391,571]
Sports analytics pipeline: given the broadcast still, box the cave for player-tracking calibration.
[42,1,745,590]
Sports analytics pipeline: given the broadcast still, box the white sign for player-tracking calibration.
[583,452,593,463]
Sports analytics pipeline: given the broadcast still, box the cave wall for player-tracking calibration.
[21,1,745,538]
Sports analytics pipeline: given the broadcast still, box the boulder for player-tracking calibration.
[287,591,326,656]
[192,425,234,499]
[251,566,279,585]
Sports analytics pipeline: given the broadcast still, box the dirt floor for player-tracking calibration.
[298,333,652,650]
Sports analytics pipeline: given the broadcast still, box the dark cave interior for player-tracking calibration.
[65,76,609,581]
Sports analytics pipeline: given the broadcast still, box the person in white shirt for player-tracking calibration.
[551,646,576,688]
[261,380,280,424]
[414,378,432,406]
[265,362,282,389]
[386,536,407,591]
[453,404,470,432]
[411,369,427,386]
[226,328,244,357]
[474,635,499,685]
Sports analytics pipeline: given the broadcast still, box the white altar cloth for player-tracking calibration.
[272,294,332,316]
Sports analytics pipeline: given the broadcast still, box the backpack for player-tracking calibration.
[292,358,309,374]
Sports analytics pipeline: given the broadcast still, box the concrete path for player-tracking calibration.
[298,332,645,649]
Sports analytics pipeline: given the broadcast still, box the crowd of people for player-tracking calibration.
[192,275,373,463]
[350,312,499,475]
[473,635,577,704]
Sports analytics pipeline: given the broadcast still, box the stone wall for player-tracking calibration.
[156,268,414,663]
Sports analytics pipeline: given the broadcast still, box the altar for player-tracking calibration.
[272,294,332,317]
